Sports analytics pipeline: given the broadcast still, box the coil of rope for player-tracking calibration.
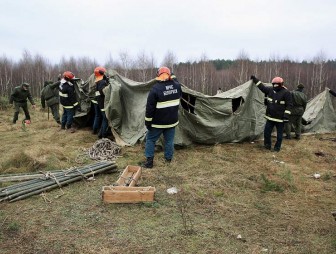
[76,138,121,163]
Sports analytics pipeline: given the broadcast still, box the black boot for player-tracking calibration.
[13,112,19,124]
[140,157,154,169]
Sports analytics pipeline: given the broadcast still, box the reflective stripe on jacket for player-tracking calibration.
[145,79,182,128]
[59,81,77,108]
[256,81,292,122]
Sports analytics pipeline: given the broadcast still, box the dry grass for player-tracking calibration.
[0,106,336,254]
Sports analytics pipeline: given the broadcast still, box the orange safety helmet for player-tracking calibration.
[156,66,171,81]
[63,71,75,80]
[271,77,284,85]
[94,66,106,82]
[94,67,106,77]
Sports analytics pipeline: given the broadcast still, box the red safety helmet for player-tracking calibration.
[156,66,171,81]
[271,77,284,85]
[94,67,106,82]
[157,66,171,76]
[94,66,106,77]
[63,71,75,80]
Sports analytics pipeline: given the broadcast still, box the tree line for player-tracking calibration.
[0,50,335,100]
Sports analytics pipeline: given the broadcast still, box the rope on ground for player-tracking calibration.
[75,138,122,163]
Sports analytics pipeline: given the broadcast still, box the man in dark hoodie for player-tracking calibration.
[141,67,182,168]
[9,82,36,124]
[251,75,292,152]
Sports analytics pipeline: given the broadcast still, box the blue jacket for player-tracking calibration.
[145,79,182,128]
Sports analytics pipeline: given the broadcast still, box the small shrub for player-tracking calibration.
[260,174,284,193]
[322,172,332,181]
[0,96,11,110]
[7,221,20,233]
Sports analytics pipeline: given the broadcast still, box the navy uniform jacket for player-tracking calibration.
[256,82,292,122]
[95,79,108,110]
[145,79,182,128]
[59,81,78,108]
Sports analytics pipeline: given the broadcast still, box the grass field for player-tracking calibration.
[0,106,336,254]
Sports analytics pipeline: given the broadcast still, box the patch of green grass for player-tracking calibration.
[280,169,297,192]
[7,221,20,233]
[260,174,284,193]
[332,238,336,251]
[322,172,332,181]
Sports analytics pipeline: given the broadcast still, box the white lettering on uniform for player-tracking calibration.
[165,85,174,90]
[163,89,178,96]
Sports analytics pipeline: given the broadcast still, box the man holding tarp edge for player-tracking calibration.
[251,75,292,152]
[141,66,182,168]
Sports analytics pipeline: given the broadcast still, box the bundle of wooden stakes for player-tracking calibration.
[0,161,117,202]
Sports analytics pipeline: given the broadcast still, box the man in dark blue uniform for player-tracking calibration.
[93,66,109,139]
[59,71,78,133]
[142,67,182,168]
[251,75,292,152]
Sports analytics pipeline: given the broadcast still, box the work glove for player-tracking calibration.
[250,75,259,84]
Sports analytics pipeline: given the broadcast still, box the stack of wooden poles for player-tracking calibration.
[0,161,117,202]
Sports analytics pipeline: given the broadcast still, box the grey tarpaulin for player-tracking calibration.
[83,71,267,146]
[302,88,336,133]
[75,71,336,146]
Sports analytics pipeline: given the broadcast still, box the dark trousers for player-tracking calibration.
[285,115,302,137]
[49,103,60,123]
[145,127,175,160]
[61,107,75,128]
[13,102,30,123]
[264,120,284,151]
[92,103,102,132]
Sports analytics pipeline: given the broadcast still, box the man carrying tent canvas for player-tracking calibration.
[92,66,109,139]
[59,71,78,133]
[41,80,61,124]
[141,67,182,168]
[251,75,292,152]
[284,83,307,140]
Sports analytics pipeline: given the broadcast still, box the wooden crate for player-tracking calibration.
[102,186,156,203]
[116,165,142,187]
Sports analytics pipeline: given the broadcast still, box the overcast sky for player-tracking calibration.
[1,0,336,65]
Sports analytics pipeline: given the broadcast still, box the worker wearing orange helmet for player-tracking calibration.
[92,66,109,138]
[141,66,182,168]
[251,75,292,152]
[59,71,78,132]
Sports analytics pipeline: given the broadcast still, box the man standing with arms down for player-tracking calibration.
[141,67,182,168]
[9,82,36,124]
[285,83,307,139]
[251,75,292,152]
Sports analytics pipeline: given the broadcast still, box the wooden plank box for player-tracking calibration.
[102,186,156,203]
[116,165,142,187]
